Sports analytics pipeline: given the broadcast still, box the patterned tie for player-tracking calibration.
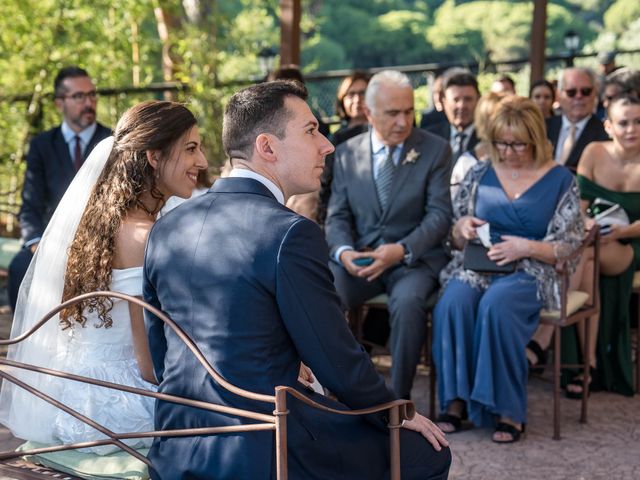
[453,132,466,163]
[73,135,83,171]
[559,124,576,165]
[376,145,397,210]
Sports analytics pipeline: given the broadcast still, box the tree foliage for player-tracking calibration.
[0,0,637,178]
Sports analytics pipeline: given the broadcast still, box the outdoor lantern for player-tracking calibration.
[258,46,278,77]
[564,30,580,53]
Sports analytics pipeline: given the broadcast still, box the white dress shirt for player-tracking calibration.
[553,114,591,164]
[228,168,285,205]
[60,121,97,165]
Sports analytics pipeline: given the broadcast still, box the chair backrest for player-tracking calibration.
[0,291,414,480]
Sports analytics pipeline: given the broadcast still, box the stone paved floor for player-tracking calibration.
[0,310,639,479]
[377,356,640,480]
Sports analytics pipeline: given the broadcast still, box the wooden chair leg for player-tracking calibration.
[581,318,589,424]
[553,325,561,440]
[425,313,436,419]
[636,293,640,393]
[348,307,365,343]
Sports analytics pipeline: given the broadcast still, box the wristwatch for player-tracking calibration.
[400,243,412,265]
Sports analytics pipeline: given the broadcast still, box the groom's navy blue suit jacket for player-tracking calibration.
[143,178,401,479]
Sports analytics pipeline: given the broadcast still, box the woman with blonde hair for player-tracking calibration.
[433,96,583,443]
[450,91,507,198]
[0,100,207,454]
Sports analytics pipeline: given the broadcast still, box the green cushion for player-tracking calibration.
[0,237,20,271]
[18,441,149,480]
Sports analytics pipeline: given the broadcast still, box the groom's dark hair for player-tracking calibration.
[223,80,308,161]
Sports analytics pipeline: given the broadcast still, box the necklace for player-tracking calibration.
[511,170,520,180]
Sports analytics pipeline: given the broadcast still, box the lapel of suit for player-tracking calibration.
[53,127,76,178]
[568,115,602,169]
[382,130,419,220]
[354,133,383,217]
[547,117,561,156]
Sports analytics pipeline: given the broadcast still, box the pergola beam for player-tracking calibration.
[529,0,548,85]
[279,0,301,67]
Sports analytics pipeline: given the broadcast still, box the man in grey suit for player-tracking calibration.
[325,70,452,399]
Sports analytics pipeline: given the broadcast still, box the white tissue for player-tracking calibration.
[476,223,492,248]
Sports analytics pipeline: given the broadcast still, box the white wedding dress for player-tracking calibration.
[50,267,156,454]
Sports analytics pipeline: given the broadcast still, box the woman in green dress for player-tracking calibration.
[571,94,640,396]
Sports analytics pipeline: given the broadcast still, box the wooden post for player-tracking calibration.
[274,387,289,480]
[280,0,301,67]
[389,406,402,480]
[529,0,548,86]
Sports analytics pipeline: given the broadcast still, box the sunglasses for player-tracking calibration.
[563,87,593,98]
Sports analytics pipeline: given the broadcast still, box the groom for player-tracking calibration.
[143,80,451,479]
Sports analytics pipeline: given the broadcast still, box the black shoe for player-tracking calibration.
[565,366,596,400]
[435,404,468,434]
[492,422,525,444]
[526,339,548,375]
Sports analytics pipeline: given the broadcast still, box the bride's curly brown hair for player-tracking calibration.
[59,100,197,329]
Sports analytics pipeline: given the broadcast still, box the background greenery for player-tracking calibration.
[0,0,638,230]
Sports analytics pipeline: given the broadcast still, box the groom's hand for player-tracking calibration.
[357,243,404,281]
[402,412,449,451]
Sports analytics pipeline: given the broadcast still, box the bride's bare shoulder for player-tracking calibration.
[112,213,154,269]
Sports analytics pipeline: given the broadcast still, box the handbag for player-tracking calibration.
[463,241,515,274]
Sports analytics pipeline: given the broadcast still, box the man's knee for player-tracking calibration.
[397,430,452,480]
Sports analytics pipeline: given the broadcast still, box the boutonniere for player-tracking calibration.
[402,148,420,165]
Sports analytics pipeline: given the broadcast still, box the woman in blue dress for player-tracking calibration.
[433,97,584,443]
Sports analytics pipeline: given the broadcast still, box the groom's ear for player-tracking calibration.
[255,133,277,163]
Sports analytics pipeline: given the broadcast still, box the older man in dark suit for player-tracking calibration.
[325,70,452,400]
[8,66,110,310]
[144,80,451,479]
[546,67,609,171]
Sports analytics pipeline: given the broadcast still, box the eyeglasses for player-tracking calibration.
[493,141,529,153]
[563,87,593,98]
[344,90,366,99]
[59,90,98,103]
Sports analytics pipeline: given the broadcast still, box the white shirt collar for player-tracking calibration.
[370,129,404,156]
[561,114,591,133]
[228,168,285,205]
[61,121,97,146]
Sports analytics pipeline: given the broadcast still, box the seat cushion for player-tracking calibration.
[540,291,590,321]
[365,294,389,306]
[18,441,149,480]
[364,291,439,309]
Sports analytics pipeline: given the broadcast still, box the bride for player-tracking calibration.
[0,100,207,453]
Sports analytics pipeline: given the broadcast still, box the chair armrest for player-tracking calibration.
[275,386,415,424]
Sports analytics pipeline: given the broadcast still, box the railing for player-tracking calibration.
[0,291,415,479]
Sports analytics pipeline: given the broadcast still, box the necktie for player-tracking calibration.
[559,124,576,165]
[453,132,466,162]
[73,135,83,171]
[376,146,397,210]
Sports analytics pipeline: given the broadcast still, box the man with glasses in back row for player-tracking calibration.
[7,66,111,311]
[546,67,608,172]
